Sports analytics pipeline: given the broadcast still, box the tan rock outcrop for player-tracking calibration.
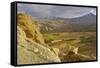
[17,13,45,44]
[17,13,61,64]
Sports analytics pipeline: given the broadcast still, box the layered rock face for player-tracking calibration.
[17,13,45,44]
[17,13,60,64]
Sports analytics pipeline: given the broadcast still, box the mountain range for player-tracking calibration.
[36,13,96,33]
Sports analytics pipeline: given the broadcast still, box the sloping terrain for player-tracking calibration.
[17,13,96,64]
[36,13,96,33]
[17,13,61,64]
[43,32,96,61]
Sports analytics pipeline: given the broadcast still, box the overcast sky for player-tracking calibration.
[17,3,96,18]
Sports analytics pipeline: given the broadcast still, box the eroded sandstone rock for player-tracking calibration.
[17,13,61,64]
[17,13,45,44]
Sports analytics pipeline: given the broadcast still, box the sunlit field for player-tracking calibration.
[43,32,96,62]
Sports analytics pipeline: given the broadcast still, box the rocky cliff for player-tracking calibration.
[17,13,61,64]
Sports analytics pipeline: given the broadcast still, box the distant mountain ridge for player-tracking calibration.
[57,13,96,32]
[36,13,96,33]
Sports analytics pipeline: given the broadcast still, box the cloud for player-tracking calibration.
[90,9,96,15]
[18,4,51,18]
[17,3,96,18]
[50,6,95,18]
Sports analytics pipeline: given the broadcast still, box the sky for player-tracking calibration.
[17,3,96,18]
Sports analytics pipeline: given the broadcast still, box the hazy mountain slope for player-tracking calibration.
[62,13,96,32]
[36,19,65,33]
[36,13,96,33]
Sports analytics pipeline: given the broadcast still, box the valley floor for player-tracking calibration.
[43,32,97,62]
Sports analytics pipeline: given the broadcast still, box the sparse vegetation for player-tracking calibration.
[17,13,96,64]
[43,32,96,60]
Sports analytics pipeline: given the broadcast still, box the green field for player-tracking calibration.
[43,32,96,61]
